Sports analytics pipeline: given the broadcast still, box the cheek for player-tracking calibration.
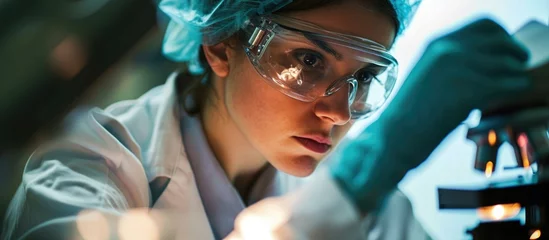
[332,123,354,145]
[227,69,276,125]
[224,58,301,141]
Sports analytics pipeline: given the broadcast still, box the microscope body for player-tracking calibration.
[437,21,549,240]
[442,108,549,240]
[437,75,549,240]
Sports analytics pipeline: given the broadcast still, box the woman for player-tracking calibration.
[3,0,532,239]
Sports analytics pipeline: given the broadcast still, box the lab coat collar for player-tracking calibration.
[120,72,184,180]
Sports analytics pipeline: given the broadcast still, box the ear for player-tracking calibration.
[202,43,230,78]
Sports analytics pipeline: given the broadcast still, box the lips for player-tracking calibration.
[294,136,332,154]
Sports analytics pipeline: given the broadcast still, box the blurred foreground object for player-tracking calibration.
[225,169,429,240]
[0,0,157,152]
[438,21,549,240]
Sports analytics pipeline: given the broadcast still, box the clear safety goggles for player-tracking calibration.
[241,15,398,119]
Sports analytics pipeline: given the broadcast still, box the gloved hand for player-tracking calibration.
[330,18,532,214]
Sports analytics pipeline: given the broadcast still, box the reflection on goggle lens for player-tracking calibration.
[242,15,398,119]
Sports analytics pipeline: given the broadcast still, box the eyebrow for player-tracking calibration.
[302,33,343,60]
[278,25,343,60]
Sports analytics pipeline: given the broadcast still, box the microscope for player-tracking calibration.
[438,21,549,240]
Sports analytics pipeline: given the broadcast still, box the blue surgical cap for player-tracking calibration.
[159,0,421,74]
[391,0,421,35]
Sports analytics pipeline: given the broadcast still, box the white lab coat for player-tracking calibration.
[2,73,431,240]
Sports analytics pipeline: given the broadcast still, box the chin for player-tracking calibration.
[274,155,319,177]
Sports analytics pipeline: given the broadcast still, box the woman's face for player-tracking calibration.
[221,0,395,177]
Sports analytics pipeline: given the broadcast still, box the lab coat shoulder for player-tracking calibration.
[2,81,181,240]
[2,105,157,239]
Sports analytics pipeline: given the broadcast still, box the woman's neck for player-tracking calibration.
[199,84,268,195]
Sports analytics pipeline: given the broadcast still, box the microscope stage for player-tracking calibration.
[438,178,549,209]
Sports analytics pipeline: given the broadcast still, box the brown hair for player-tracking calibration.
[180,0,400,115]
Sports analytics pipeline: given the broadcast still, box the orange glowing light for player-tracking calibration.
[76,210,110,240]
[531,229,541,239]
[518,134,531,168]
[477,203,521,221]
[229,203,289,240]
[518,134,528,148]
[118,209,159,240]
[488,130,497,146]
[485,161,494,178]
[50,36,87,79]
[521,147,531,168]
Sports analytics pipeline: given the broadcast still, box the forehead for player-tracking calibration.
[278,0,396,49]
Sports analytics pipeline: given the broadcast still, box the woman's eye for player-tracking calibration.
[355,69,376,83]
[302,53,319,66]
[293,50,324,69]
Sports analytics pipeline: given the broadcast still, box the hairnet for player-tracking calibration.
[158,0,422,74]
[390,0,422,35]
[159,0,292,73]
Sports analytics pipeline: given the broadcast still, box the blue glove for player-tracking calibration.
[330,18,532,214]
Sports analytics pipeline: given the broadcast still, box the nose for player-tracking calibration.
[313,82,352,125]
